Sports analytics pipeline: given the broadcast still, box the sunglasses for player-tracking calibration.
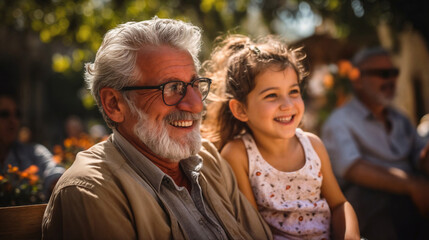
[0,109,21,119]
[360,68,399,79]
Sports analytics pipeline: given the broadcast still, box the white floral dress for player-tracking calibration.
[242,128,331,240]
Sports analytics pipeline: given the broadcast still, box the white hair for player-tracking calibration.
[84,17,202,128]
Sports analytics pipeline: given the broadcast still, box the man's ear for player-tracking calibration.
[229,99,248,122]
[100,87,126,123]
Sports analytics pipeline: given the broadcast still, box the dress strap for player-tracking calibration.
[241,134,259,176]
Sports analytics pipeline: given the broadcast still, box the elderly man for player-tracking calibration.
[0,93,64,198]
[322,47,429,239]
[42,17,272,240]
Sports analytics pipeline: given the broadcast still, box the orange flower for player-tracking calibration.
[19,165,39,180]
[23,165,39,175]
[323,74,334,89]
[53,145,64,154]
[348,68,360,81]
[8,164,19,173]
[53,154,63,164]
[78,138,92,149]
[20,172,29,178]
[0,175,4,181]
[64,138,73,148]
[337,60,353,77]
[28,175,39,185]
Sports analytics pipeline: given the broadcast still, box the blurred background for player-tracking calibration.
[1,0,429,149]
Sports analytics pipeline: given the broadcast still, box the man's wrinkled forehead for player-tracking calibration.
[134,45,197,84]
[358,54,394,70]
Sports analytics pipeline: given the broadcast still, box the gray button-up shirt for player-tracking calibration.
[112,130,227,240]
[321,97,426,178]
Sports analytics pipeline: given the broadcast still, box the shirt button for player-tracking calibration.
[198,219,204,225]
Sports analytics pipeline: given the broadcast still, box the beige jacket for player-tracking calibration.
[42,136,272,240]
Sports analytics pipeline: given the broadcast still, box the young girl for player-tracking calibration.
[202,35,360,240]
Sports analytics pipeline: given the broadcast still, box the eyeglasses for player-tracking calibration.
[120,77,212,106]
[360,68,399,79]
[0,109,21,119]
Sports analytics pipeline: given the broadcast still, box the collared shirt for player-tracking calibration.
[42,131,272,240]
[112,130,227,240]
[321,97,427,178]
[1,141,65,194]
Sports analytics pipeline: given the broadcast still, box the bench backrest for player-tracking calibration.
[0,203,47,240]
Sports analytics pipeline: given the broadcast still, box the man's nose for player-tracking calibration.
[176,85,204,113]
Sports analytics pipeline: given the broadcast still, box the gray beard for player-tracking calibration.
[368,89,394,107]
[362,81,395,107]
[126,97,202,162]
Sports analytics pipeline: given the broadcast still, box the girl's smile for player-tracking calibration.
[274,115,294,124]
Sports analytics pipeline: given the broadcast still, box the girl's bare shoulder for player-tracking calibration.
[303,131,323,146]
[221,138,248,165]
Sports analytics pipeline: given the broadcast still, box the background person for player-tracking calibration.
[64,115,85,139]
[42,17,272,240]
[321,47,429,240]
[0,93,65,197]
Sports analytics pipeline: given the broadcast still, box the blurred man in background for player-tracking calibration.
[322,47,429,240]
[0,93,65,197]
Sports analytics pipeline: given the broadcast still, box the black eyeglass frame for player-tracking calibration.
[120,77,212,106]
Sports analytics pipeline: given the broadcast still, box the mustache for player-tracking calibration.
[164,111,202,122]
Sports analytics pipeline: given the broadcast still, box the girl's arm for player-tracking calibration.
[307,132,360,240]
[221,139,258,209]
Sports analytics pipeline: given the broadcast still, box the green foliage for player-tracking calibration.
[0,0,253,74]
[2,0,417,74]
[0,0,247,116]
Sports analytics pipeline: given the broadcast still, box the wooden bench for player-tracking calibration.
[0,203,47,240]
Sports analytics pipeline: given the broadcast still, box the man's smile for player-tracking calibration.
[170,120,194,127]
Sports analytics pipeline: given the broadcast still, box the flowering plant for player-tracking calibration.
[53,132,108,169]
[319,60,360,123]
[53,133,96,169]
[0,164,45,206]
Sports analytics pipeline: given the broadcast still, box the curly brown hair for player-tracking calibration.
[202,34,307,150]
